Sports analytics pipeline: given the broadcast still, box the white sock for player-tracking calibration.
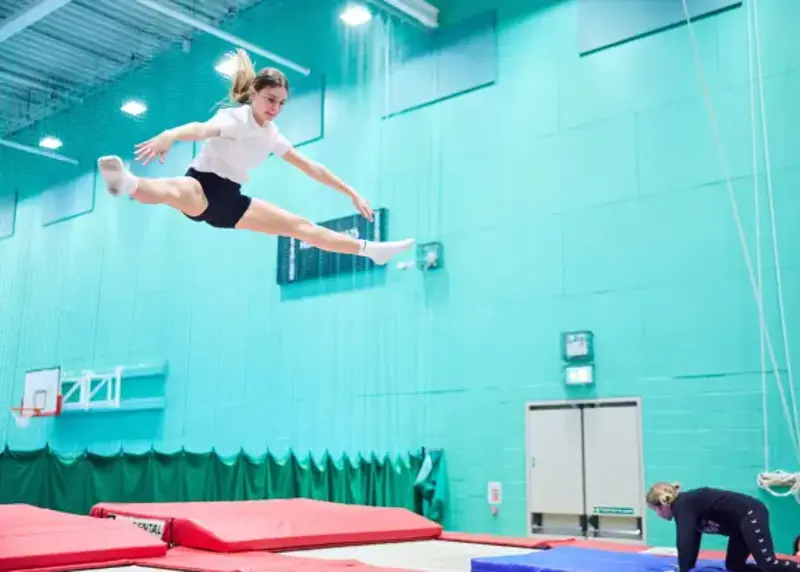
[97,155,138,197]
[359,238,415,265]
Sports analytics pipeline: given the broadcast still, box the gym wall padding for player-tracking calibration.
[0,446,448,523]
[578,0,742,55]
[40,168,96,227]
[278,73,326,147]
[384,10,497,117]
[0,191,16,240]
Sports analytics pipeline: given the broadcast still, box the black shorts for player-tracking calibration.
[184,168,252,229]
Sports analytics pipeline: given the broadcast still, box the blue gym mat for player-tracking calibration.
[470,546,727,572]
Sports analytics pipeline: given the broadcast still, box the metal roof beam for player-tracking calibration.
[0,69,83,102]
[370,0,438,28]
[134,0,312,76]
[0,0,73,44]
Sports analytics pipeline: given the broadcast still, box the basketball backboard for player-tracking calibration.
[11,367,62,427]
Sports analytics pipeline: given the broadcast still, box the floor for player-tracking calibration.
[287,540,537,571]
[84,541,536,571]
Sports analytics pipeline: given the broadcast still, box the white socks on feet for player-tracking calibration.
[359,238,415,265]
[98,156,138,197]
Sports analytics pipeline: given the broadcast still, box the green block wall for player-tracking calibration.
[0,0,798,551]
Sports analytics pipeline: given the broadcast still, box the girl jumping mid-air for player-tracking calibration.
[647,482,800,572]
[97,49,414,266]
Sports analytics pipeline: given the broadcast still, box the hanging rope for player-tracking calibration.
[678,0,800,499]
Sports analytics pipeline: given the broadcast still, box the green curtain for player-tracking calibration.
[413,448,449,525]
[0,446,447,523]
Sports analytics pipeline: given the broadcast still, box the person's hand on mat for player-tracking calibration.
[135,131,175,166]
[352,194,374,222]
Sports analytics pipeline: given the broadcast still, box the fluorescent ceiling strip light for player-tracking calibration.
[341,4,373,26]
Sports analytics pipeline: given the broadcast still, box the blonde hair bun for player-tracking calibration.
[646,481,681,506]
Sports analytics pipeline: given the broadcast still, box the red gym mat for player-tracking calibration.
[135,546,418,571]
[0,504,166,571]
[440,531,565,549]
[3,561,136,572]
[90,498,443,552]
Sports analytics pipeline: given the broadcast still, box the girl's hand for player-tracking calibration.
[352,194,374,222]
[135,132,175,166]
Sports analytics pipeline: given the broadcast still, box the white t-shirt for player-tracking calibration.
[189,104,293,184]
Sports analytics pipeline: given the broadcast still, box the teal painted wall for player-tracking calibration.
[1,0,799,551]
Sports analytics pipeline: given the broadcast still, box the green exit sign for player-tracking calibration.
[593,506,634,515]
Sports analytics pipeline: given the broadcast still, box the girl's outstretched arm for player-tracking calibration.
[281,148,374,221]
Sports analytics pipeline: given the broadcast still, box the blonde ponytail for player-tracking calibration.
[646,481,681,506]
[228,49,257,104]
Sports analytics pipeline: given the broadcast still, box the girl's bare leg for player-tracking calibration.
[97,155,206,217]
[97,155,414,264]
[236,198,414,264]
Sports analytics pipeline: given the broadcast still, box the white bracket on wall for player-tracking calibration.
[61,367,123,411]
[59,362,168,414]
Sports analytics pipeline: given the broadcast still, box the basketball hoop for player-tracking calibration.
[11,407,35,428]
[10,395,62,429]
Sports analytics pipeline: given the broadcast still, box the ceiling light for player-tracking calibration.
[214,54,239,78]
[340,4,372,26]
[121,99,147,116]
[39,136,62,150]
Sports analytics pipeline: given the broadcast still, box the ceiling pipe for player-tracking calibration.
[0,138,79,165]
[134,0,312,76]
[0,0,73,43]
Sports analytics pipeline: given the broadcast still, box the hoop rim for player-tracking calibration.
[10,394,63,418]
[10,407,57,419]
